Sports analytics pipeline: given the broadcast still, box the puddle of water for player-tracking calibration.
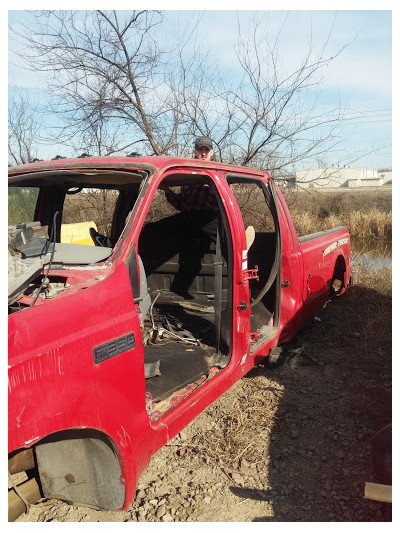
[351,237,392,259]
[351,237,392,268]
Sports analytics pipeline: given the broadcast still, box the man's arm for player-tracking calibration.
[159,183,183,211]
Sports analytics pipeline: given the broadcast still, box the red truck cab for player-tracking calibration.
[8,156,351,519]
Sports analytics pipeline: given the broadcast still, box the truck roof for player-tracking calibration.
[8,155,268,180]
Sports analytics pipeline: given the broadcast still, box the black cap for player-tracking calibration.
[194,136,213,150]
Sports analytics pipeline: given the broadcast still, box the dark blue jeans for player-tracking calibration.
[138,210,218,293]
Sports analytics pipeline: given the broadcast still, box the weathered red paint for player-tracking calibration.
[8,156,351,510]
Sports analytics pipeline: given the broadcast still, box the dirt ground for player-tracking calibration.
[15,284,392,523]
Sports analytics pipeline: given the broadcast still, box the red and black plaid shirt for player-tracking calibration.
[165,184,219,214]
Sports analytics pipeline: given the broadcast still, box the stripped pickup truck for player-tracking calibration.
[8,156,351,520]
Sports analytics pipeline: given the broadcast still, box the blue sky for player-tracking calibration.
[7,6,393,170]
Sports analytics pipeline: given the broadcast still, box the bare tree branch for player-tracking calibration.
[8,89,41,165]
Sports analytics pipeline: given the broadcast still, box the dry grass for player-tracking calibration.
[282,187,392,216]
[193,379,282,471]
[63,190,119,236]
[289,209,392,238]
[351,258,392,296]
[282,187,392,238]
[348,210,392,238]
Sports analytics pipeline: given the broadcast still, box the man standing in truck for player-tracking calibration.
[193,136,215,161]
[139,137,221,298]
[90,137,218,245]
[159,136,219,240]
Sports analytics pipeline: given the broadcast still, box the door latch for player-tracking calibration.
[237,301,248,311]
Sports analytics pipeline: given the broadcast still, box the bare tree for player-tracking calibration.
[10,10,372,172]
[170,12,355,171]
[8,89,41,165]
[10,10,175,156]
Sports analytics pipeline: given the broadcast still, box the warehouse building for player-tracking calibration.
[295,167,386,188]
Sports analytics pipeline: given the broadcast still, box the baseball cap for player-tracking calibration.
[194,136,213,150]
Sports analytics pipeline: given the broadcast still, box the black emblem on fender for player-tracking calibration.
[93,333,135,364]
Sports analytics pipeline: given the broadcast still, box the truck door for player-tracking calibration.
[225,174,281,353]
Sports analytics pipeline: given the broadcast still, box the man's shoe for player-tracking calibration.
[171,287,195,300]
[90,227,109,247]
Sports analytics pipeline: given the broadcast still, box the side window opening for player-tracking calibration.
[137,174,233,419]
[62,188,119,246]
[8,187,40,225]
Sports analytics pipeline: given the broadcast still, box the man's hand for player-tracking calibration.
[158,183,171,193]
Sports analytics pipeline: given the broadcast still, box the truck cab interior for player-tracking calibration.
[138,173,281,416]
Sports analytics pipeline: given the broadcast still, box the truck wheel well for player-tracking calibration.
[34,428,125,510]
[330,255,346,296]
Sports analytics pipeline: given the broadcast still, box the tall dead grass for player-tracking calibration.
[283,187,392,238]
[290,209,392,238]
[348,210,392,238]
[351,258,392,296]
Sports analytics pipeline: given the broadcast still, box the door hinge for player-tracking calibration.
[250,329,261,342]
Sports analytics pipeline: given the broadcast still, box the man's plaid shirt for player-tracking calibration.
[165,184,219,214]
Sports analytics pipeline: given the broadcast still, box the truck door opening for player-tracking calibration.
[136,174,233,418]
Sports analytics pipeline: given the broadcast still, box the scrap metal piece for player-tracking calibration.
[364,482,392,503]
[158,326,200,346]
[8,477,41,522]
[163,317,200,345]
[144,360,161,378]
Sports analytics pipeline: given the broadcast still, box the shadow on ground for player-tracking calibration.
[235,286,392,522]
